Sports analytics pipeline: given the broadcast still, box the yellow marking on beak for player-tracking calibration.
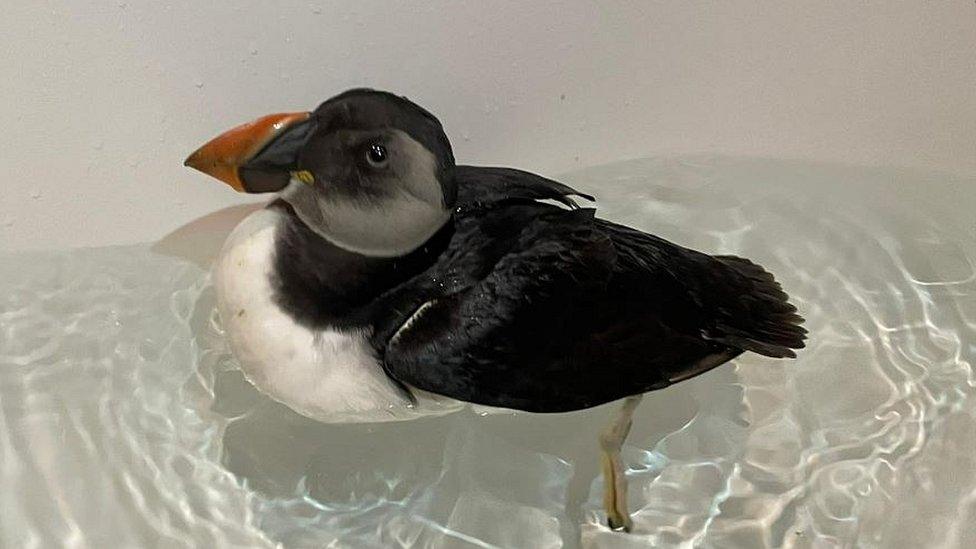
[292,170,315,185]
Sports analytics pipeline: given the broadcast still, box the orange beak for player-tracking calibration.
[184,112,310,192]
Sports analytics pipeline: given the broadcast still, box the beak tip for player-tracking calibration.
[183,149,201,170]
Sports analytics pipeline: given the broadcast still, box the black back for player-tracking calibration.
[380,167,803,411]
[268,163,805,412]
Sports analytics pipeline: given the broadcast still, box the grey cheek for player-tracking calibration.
[284,184,328,226]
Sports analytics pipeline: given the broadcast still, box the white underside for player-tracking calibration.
[213,208,466,423]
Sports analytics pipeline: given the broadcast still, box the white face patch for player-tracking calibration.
[281,130,450,258]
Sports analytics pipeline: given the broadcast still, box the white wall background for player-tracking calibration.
[2,1,974,251]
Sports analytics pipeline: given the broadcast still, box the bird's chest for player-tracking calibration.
[212,209,460,423]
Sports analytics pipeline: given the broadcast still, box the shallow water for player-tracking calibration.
[2,156,974,548]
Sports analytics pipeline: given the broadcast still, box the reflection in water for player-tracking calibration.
[1,157,974,548]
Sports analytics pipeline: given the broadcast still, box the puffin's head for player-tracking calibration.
[185,89,456,256]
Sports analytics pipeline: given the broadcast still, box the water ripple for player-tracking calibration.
[2,157,974,548]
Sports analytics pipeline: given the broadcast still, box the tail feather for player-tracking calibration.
[709,255,807,358]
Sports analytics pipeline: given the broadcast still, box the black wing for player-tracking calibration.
[598,222,807,359]
[454,165,594,209]
[380,206,630,412]
[378,169,805,412]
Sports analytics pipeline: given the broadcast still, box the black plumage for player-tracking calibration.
[269,163,806,412]
[383,167,804,411]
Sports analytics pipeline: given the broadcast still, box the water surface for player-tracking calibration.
[2,157,974,548]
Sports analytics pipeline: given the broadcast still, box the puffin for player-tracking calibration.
[184,88,806,532]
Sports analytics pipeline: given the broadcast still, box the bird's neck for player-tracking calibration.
[268,200,453,330]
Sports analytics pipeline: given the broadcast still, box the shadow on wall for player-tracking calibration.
[152,203,265,268]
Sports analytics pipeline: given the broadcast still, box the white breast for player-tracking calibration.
[213,208,463,423]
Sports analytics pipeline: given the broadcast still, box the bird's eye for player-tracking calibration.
[365,143,388,167]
